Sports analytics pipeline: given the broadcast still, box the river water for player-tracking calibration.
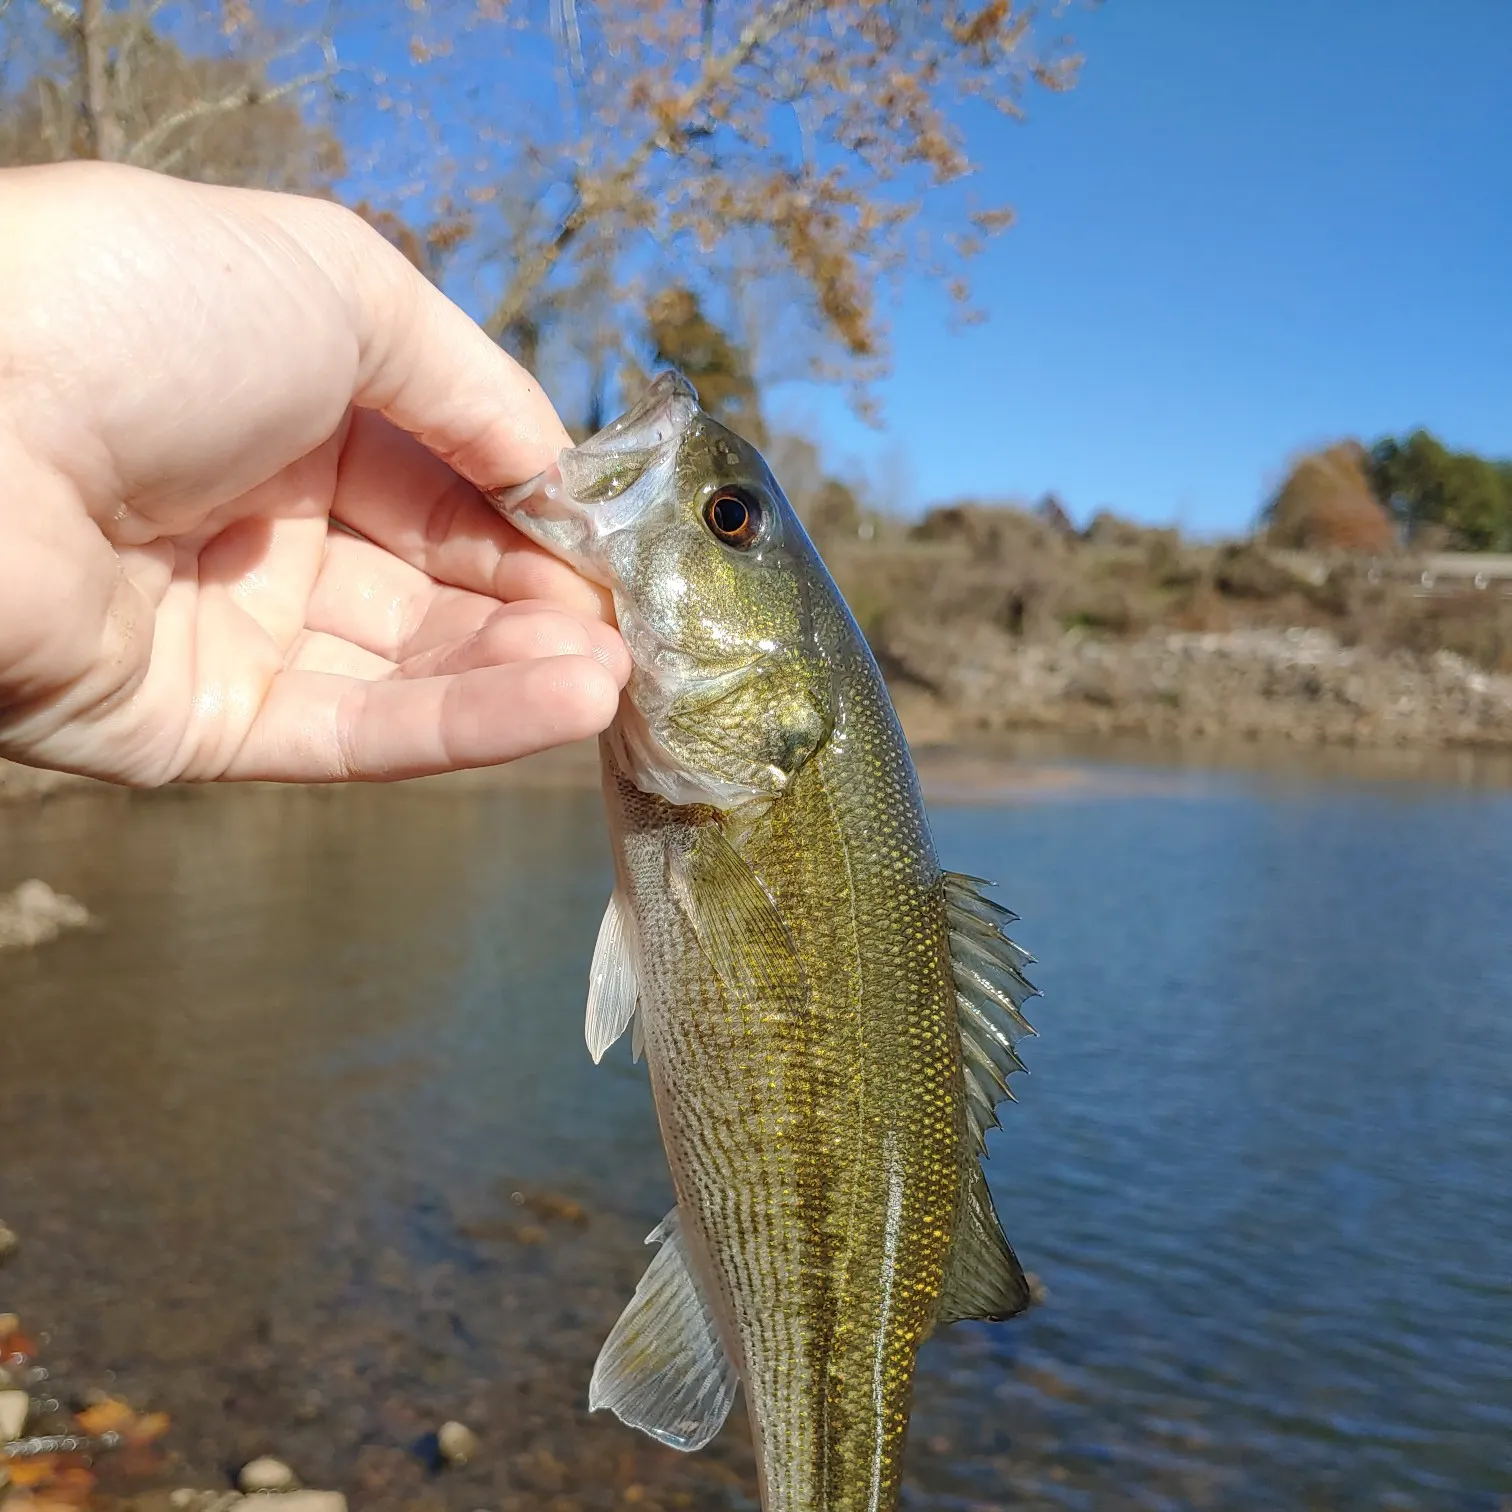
[1,752,1509,1510]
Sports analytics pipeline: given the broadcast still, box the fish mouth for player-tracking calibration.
[487,465,603,580]
[487,371,702,584]
[579,370,700,457]
[491,468,574,527]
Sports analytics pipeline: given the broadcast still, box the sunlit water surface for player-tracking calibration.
[1,755,1509,1510]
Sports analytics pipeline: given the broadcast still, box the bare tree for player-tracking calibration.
[0,0,341,191]
[422,0,1087,409]
[1,0,1090,415]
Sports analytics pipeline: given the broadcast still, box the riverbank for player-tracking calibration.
[6,619,1511,819]
[836,506,1512,751]
[879,623,1512,750]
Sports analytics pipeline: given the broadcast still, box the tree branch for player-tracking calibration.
[78,0,125,159]
[485,0,810,341]
[125,39,337,170]
[32,0,79,29]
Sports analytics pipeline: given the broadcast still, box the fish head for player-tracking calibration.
[493,372,837,809]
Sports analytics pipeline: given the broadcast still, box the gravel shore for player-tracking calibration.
[879,622,1512,749]
[8,621,1509,821]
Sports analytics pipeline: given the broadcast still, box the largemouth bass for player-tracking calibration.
[491,373,1039,1512]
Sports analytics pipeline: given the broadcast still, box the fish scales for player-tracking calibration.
[492,373,1038,1512]
[608,671,959,1507]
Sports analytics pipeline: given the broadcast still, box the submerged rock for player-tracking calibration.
[437,1419,479,1465]
[237,1456,297,1493]
[0,879,92,951]
[166,1494,343,1512]
[0,1388,29,1440]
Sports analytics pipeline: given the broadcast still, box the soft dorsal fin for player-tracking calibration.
[666,824,807,1010]
[944,871,1040,1155]
[586,888,640,1064]
[937,1164,1033,1324]
[937,870,1040,1325]
[588,1209,739,1451]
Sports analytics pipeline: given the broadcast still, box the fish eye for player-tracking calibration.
[703,488,764,550]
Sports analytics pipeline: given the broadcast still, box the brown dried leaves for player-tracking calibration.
[482,0,1084,385]
[0,1316,171,1512]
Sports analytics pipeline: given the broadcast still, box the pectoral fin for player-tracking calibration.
[586,889,640,1064]
[588,1209,738,1451]
[666,825,807,1010]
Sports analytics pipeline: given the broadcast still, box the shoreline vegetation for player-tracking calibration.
[834,507,1512,756]
[7,516,1512,816]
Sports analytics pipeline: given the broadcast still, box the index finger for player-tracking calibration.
[265,191,570,490]
[329,409,613,621]
[262,192,615,619]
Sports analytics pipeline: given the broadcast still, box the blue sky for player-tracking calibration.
[770,0,1512,534]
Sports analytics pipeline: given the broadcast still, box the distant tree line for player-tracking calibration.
[1368,433,1512,552]
[1264,431,1512,554]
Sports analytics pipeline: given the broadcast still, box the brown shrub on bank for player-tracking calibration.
[1378,595,1512,673]
[911,501,1068,561]
[836,494,1512,686]
[1263,442,1398,553]
[1083,511,1179,552]
[1212,543,1300,600]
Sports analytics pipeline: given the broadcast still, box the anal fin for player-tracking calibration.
[588,1209,738,1451]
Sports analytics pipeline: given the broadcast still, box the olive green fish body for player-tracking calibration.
[605,626,962,1511]
[491,374,1039,1512]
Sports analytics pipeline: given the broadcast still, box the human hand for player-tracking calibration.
[0,162,627,786]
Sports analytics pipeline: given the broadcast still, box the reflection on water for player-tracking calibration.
[1,764,1509,1510]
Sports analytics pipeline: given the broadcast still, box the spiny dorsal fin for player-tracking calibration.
[586,888,640,1064]
[944,871,1040,1156]
[588,1208,739,1451]
[937,1164,1033,1324]
[667,824,807,1010]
